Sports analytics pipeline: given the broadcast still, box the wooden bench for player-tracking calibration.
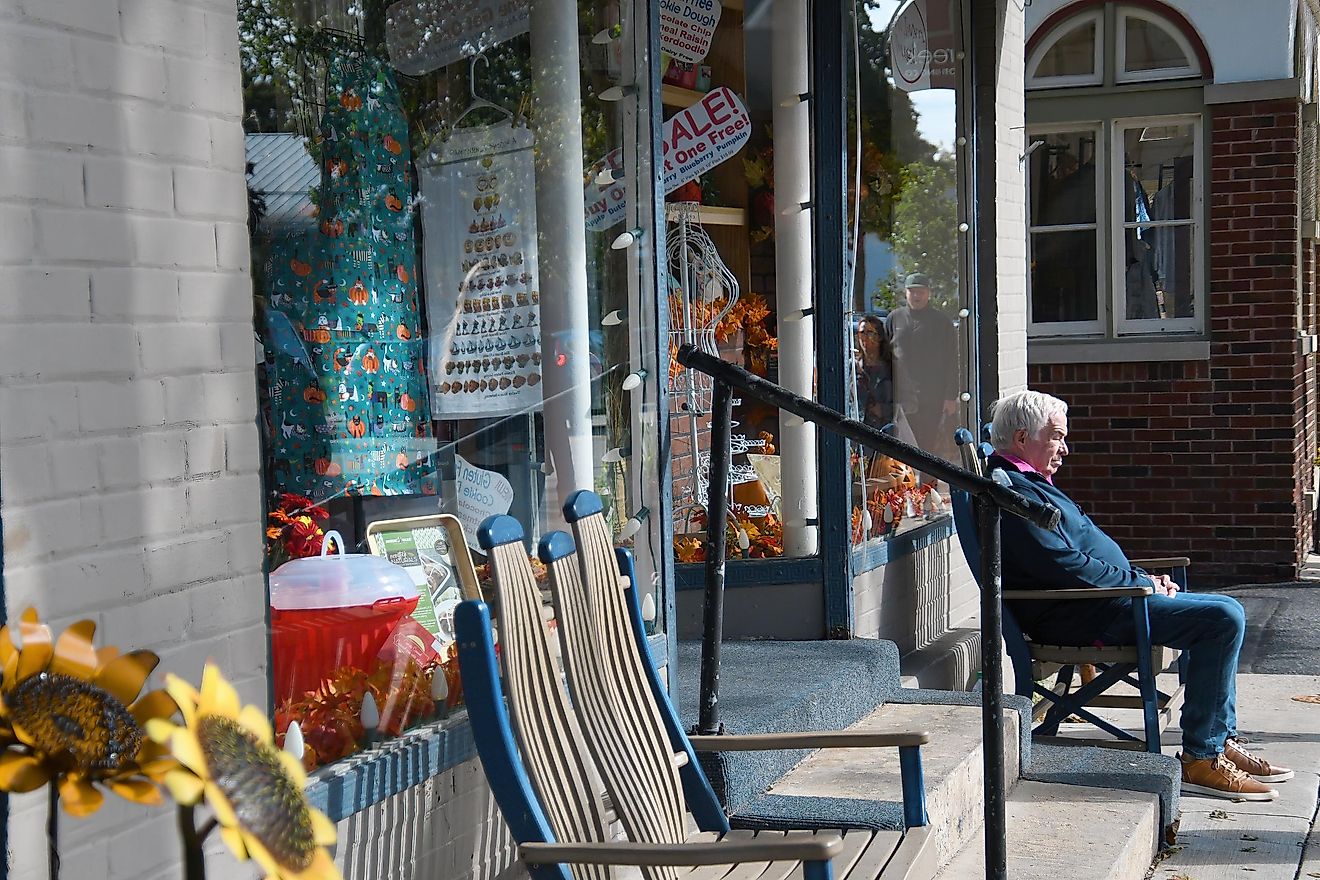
[453,489,938,880]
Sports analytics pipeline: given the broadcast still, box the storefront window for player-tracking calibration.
[847,0,968,549]
[666,0,822,562]
[242,0,661,767]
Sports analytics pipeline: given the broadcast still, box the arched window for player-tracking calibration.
[1117,7,1200,82]
[1027,10,1102,88]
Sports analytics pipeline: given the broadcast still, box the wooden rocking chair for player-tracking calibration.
[454,489,938,880]
[950,428,1187,752]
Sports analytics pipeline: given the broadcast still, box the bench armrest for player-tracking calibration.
[688,731,929,751]
[520,833,843,866]
[1129,557,1190,569]
[1003,587,1154,600]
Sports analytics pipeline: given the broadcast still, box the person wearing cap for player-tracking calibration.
[884,272,959,474]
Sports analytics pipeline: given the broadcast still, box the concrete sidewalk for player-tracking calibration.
[1147,573,1320,880]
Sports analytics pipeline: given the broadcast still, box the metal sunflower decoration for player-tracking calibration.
[147,663,341,880]
[0,608,177,815]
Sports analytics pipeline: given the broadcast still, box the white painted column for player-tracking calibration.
[531,0,595,508]
[772,0,819,555]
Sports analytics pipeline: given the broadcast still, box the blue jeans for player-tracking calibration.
[1098,592,1245,759]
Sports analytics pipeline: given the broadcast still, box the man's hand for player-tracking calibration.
[1149,573,1179,597]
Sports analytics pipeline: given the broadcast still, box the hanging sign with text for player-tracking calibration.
[585,87,751,231]
[659,0,722,64]
[887,0,959,93]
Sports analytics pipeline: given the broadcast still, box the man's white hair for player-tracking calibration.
[989,390,1068,451]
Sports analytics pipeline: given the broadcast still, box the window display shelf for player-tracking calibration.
[664,204,747,226]
[661,83,706,108]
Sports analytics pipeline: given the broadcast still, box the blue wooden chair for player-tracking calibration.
[454,490,937,880]
[950,428,1187,753]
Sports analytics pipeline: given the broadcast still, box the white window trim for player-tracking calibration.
[1027,122,1106,337]
[1110,114,1203,335]
[1027,10,1104,90]
[1115,7,1201,84]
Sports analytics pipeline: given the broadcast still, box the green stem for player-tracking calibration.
[47,784,59,880]
[178,804,207,880]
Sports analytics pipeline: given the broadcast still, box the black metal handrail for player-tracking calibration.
[676,343,1060,880]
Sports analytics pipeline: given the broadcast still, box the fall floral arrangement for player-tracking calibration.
[265,492,335,570]
[743,137,775,242]
[674,502,785,562]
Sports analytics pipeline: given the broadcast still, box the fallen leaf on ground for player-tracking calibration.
[1291,694,1320,704]
[1209,809,1232,819]
[1241,834,1258,841]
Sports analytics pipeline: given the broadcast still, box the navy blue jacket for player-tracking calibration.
[989,454,1149,645]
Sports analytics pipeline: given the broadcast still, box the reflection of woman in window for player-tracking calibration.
[854,315,895,429]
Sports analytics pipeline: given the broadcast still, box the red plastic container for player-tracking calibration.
[269,531,419,707]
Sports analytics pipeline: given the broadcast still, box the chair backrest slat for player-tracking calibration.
[482,524,613,880]
[542,493,688,876]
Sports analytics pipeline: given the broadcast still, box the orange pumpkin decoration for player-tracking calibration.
[399,393,416,412]
[383,134,403,155]
[290,257,312,277]
[304,327,331,345]
[314,457,342,477]
[320,218,344,238]
[361,348,380,373]
[347,416,367,438]
[339,90,362,111]
[396,264,409,283]
[396,323,412,340]
[348,279,368,305]
[385,193,403,212]
[303,385,327,404]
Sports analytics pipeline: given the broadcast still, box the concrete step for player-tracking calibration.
[931,780,1160,880]
[754,701,1021,868]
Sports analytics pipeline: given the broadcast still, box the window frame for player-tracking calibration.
[1026,9,1104,89]
[1026,122,1107,337]
[1109,113,1203,335]
[1115,6,1201,84]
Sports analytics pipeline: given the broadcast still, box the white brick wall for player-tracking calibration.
[996,0,1028,395]
[0,1,264,877]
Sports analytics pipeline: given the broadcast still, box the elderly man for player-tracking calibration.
[988,389,1292,801]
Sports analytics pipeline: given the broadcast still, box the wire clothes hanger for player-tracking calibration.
[451,54,515,129]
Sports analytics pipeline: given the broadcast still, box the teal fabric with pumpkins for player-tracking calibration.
[265,53,435,499]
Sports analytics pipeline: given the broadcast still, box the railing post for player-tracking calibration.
[697,379,734,735]
[975,494,1007,880]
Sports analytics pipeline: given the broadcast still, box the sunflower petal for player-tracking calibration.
[164,675,200,727]
[145,718,179,745]
[0,627,16,669]
[302,845,343,880]
[50,619,99,679]
[163,769,206,805]
[58,776,105,817]
[96,645,121,666]
[170,728,208,776]
[218,825,250,861]
[204,781,238,828]
[15,623,52,681]
[244,836,282,880]
[238,704,274,746]
[131,689,179,726]
[0,751,52,792]
[309,808,337,847]
[95,651,159,705]
[200,663,241,719]
[107,776,162,806]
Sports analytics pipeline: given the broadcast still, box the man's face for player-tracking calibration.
[1014,412,1069,477]
[905,285,931,309]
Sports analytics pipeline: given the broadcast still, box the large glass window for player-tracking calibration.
[846,0,967,549]
[1027,11,1102,87]
[242,0,661,767]
[1028,128,1102,330]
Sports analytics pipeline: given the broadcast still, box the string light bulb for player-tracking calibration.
[641,593,657,623]
[595,166,623,185]
[283,721,305,760]
[602,445,631,462]
[598,84,637,102]
[620,505,650,538]
[736,528,751,551]
[592,26,620,44]
[611,228,644,249]
[602,308,626,326]
[360,691,380,730]
[622,369,647,391]
[430,671,449,702]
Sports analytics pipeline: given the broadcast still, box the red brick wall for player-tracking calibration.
[1030,99,1309,586]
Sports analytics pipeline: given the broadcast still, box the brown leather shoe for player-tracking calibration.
[1225,737,1294,783]
[1180,753,1278,801]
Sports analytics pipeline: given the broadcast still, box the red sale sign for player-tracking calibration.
[585,86,751,231]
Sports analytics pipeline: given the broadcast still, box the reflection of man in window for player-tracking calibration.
[886,273,958,473]
[1124,162,1160,320]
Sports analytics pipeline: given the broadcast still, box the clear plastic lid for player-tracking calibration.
[270,530,419,610]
